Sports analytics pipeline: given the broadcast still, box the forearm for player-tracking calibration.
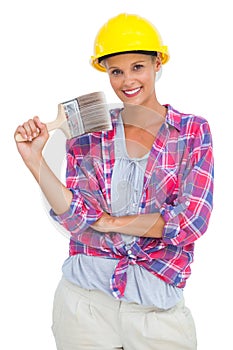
[15,117,73,216]
[27,155,72,215]
[92,212,165,238]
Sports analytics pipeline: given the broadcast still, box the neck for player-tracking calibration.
[121,101,167,129]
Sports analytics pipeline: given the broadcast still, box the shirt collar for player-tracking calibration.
[110,104,182,132]
[164,104,182,132]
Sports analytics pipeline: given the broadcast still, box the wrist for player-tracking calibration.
[102,214,117,232]
[26,154,46,182]
[92,213,117,233]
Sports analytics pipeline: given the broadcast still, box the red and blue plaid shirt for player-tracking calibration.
[51,104,214,299]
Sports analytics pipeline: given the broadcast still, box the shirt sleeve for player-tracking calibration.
[50,140,104,234]
[160,119,214,247]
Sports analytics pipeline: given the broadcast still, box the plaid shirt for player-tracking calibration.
[51,104,214,299]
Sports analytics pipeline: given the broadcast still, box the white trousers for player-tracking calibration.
[52,277,197,350]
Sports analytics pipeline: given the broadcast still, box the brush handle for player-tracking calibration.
[15,104,70,142]
[46,104,70,137]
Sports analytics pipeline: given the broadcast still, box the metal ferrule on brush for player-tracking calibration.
[62,99,85,138]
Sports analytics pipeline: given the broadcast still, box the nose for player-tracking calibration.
[122,71,135,86]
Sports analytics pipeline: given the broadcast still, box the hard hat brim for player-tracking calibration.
[91,49,169,72]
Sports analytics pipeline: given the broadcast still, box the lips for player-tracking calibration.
[123,87,141,97]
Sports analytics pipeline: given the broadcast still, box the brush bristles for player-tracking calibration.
[78,92,111,132]
[62,91,112,138]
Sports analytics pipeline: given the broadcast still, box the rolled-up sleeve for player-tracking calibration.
[160,120,214,246]
[50,139,104,234]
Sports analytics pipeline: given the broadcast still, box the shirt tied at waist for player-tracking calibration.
[110,242,153,299]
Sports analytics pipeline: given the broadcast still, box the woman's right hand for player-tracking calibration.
[14,116,49,165]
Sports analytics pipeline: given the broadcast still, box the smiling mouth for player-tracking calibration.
[123,87,141,97]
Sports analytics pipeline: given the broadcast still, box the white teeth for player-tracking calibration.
[124,87,140,95]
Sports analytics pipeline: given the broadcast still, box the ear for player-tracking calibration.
[154,54,162,73]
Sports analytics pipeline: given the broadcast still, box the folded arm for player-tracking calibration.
[91,212,165,238]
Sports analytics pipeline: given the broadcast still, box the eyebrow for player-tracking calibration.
[107,60,146,70]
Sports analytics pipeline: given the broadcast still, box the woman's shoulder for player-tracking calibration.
[166,104,211,134]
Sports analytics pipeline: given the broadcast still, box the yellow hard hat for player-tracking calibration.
[91,13,169,72]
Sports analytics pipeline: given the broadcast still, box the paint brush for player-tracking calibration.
[15,91,112,141]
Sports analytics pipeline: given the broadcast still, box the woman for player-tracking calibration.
[15,13,214,350]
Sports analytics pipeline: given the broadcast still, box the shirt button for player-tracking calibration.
[185,200,190,206]
[127,249,132,255]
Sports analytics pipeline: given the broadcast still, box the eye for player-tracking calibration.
[110,68,123,76]
[133,64,144,71]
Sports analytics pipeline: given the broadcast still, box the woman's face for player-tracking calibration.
[104,53,161,108]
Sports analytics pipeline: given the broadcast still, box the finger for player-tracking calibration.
[28,118,41,139]
[15,125,28,141]
[21,120,34,141]
[33,116,42,127]
[27,118,41,139]
[33,116,46,132]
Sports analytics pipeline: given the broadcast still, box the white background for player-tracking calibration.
[0,0,232,349]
